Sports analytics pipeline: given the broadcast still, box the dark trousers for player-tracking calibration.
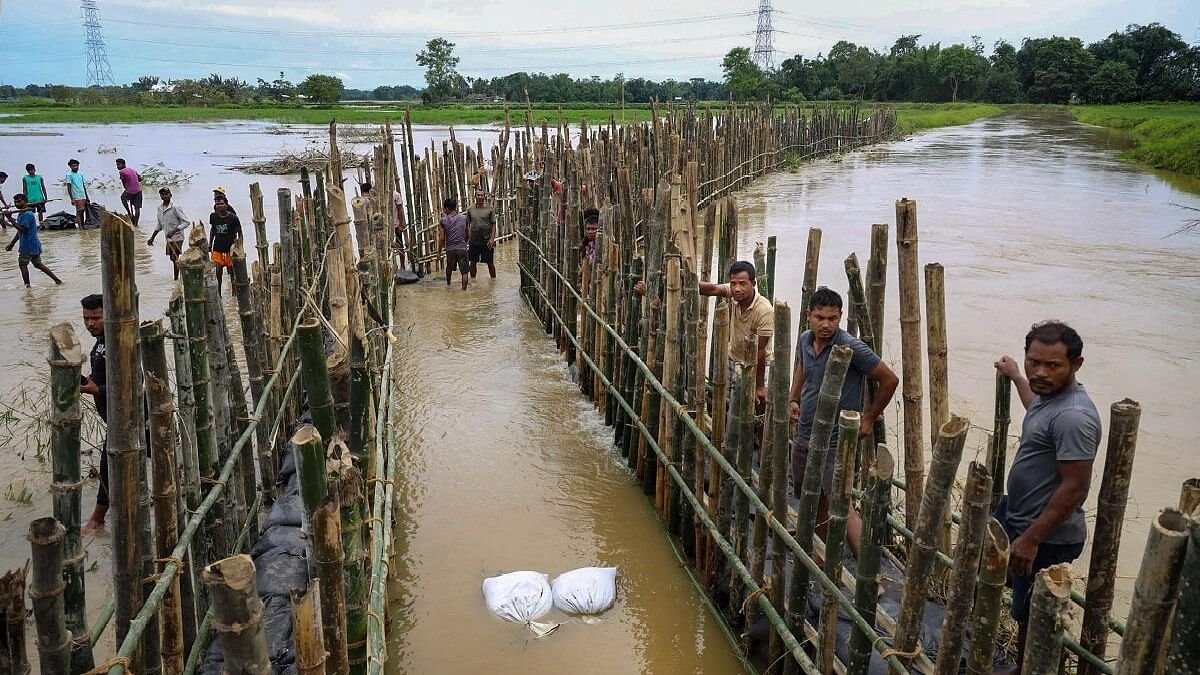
[994,496,1084,623]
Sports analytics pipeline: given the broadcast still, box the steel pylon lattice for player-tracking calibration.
[752,0,775,71]
[81,0,115,86]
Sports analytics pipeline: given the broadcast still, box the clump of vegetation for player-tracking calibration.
[1072,103,1200,177]
[56,162,197,189]
[232,145,365,175]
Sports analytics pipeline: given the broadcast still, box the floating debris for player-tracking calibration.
[57,162,197,190]
[230,146,364,175]
[96,144,118,154]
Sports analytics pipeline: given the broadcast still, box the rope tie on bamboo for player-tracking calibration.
[740,582,771,616]
[84,656,132,675]
[157,556,184,571]
[366,477,393,489]
[200,477,225,486]
[880,643,924,660]
[50,477,87,493]
[26,580,65,601]
[364,516,384,529]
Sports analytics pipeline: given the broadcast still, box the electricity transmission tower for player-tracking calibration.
[752,0,775,71]
[81,0,115,86]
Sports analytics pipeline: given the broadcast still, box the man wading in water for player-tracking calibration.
[3,193,64,287]
[993,320,1100,675]
[788,287,897,554]
[65,159,89,228]
[148,187,188,280]
[438,197,470,290]
[466,190,497,279]
[209,196,243,295]
[116,158,143,226]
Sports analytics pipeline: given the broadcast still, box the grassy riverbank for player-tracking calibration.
[892,102,1005,134]
[1070,102,1200,177]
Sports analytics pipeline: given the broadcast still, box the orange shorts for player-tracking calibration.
[210,251,233,268]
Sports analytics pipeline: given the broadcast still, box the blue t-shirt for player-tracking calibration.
[796,328,881,444]
[17,211,41,256]
[65,171,86,200]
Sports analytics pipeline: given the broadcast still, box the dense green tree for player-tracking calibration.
[723,47,768,100]
[935,44,987,101]
[416,37,461,103]
[1085,61,1138,103]
[298,73,342,104]
[1017,37,1095,103]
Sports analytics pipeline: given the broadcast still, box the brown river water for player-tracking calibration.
[0,110,1195,671]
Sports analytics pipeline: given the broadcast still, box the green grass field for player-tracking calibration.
[892,102,1005,134]
[1069,102,1200,177]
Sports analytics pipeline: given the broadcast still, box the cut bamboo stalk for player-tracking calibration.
[706,300,731,588]
[789,345,853,636]
[1181,478,1200,516]
[754,241,767,298]
[1163,516,1200,672]
[1080,399,1141,674]
[795,227,822,368]
[766,301,792,672]
[924,263,948,448]
[27,518,71,674]
[933,461,991,675]
[818,411,860,673]
[179,248,221,618]
[47,322,95,673]
[293,425,328,536]
[895,198,924,530]
[314,490,349,675]
[658,251,682,519]
[1,565,28,675]
[730,339,756,596]
[140,320,185,675]
[203,555,269,674]
[232,243,274,501]
[865,223,888,357]
[715,366,746,599]
[249,182,269,268]
[298,318,338,444]
[200,258,245,549]
[765,235,777,302]
[893,414,968,661]
[339,467,368,674]
[848,446,895,675]
[100,209,145,673]
[1115,508,1191,675]
[987,372,1012,512]
[292,580,326,675]
[965,519,1011,675]
[1023,564,1073,675]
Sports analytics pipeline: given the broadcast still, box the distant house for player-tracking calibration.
[150,82,176,94]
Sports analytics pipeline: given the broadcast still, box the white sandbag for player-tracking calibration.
[482,571,554,623]
[551,567,618,615]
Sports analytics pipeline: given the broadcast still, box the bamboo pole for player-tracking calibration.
[339,467,368,674]
[100,210,145,673]
[754,241,767,298]
[1,566,28,675]
[766,301,791,671]
[292,581,326,675]
[658,251,682,517]
[893,414,968,660]
[202,555,269,674]
[796,228,821,368]
[789,345,853,638]
[1080,399,1141,674]
[1181,479,1200,516]
[140,320,185,675]
[730,341,756,600]
[715,366,746,599]
[933,461,991,675]
[314,490,349,675]
[27,518,71,674]
[1163,516,1200,672]
[818,410,860,673]
[705,300,731,588]
[179,248,221,619]
[1115,508,1191,675]
[1023,564,1073,675]
[47,322,95,673]
[895,198,924,530]
[847,446,895,675]
[298,318,338,444]
[166,292,200,646]
[924,263,948,448]
[232,243,274,501]
[988,372,1012,512]
[865,223,887,357]
[765,235,777,302]
[200,255,245,549]
[965,519,1011,675]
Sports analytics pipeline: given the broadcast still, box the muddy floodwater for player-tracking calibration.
[0,111,1195,670]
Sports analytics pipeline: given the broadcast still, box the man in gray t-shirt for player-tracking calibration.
[438,197,470,290]
[994,319,1101,671]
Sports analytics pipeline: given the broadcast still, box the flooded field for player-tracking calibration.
[0,110,1195,669]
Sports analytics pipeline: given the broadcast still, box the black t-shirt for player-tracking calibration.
[209,212,242,253]
[90,337,107,423]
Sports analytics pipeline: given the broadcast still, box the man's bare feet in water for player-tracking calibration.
[82,504,108,535]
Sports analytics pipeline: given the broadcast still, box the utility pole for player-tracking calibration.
[81,0,115,86]
[752,0,775,72]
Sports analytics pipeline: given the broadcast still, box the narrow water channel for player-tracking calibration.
[385,249,746,673]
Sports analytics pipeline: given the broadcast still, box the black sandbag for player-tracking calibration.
[39,211,76,231]
[265,494,304,529]
[260,594,296,670]
[251,524,305,558]
[395,269,421,285]
[80,202,103,229]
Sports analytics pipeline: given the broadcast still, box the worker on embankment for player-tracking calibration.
[993,320,1100,675]
[787,287,897,555]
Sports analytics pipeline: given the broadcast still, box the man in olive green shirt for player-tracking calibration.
[466,189,497,279]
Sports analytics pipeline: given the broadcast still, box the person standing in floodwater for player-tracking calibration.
[80,293,108,535]
[116,158,143,226]
[65,159,89,228]
[209,197,243,295]
[438,197,470,290]
[148,187,188,280]
[3,194,63,287]
[0,172,8,210]
[22,164,48,224]
[993,320,1100,675]
[467,190,497,279]
[787,286,897,554]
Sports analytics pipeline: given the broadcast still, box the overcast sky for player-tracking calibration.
[1,0,1196,88]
